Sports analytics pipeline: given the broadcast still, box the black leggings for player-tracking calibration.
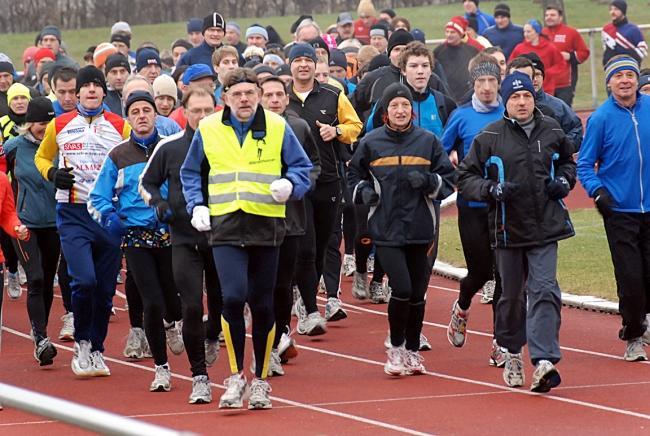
[14,228,60,341]
[295,180,341,314]
[354,204,384,282]
[172,243,222,377]
[57,252,72,313]
[342,202,356,255]
[1,229,18,274]
[274,236,300,347]
[378,244,430,352]
[125,258,144,329]
[322,207,342,297]
[125,246,181,366]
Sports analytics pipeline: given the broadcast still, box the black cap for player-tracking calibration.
[381,82,413,111]
[329,49,348,69]
[494,3,511,18]
[0,61,15,75]
[105,53,131,74]
[110,33,131,48]
[202,12,225,34]
[380,8,396,18]
[26,97,55,123]
[275,64,291,77]
[125,90,155,115]
[291,15,313,34]
[520,52,545,77]
[75,65,107,94]
[388,29,414,55]
[309,36,330,57]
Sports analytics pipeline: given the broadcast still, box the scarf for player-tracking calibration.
[76,102,103,118]
[472,93,502,113]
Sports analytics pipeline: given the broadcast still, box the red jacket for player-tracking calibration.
[0,171,21,263]
[354,17,377,45]
[542,23,590,89]
[509,37,567,95]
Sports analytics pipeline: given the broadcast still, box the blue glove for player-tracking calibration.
[103,212,126,240]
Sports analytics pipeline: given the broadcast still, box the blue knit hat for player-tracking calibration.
[500,71,535,103]
[187,18,203,33]
[136,48,161,72]
[604,55,639,84]
[289,43,317,64]
[526,19,542,34]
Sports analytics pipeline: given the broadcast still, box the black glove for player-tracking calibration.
[594,187,615,218]
[354,181,379,206]
[155,201,174,223]
[546,176,571,200]
[407,171,441,194]
[489,182,519,202]
[47,167,75,190]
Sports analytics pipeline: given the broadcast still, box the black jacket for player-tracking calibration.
[457,110,576,248]
[347,123,455,246]
[104,89,123,116]
[140,128,209,247]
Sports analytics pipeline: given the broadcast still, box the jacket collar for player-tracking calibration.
[222,104,267,140]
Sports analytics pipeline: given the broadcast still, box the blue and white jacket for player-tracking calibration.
[578,93,650,213]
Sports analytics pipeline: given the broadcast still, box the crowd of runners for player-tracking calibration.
[1,0,650,412]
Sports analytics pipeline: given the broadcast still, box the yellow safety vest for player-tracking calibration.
[201,109,286,218]
[0,115,17,144]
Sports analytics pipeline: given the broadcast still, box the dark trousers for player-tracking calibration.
[13,227,60,341]
[58,252,72,313]
[213,245,279,378]
[125,259,144,329]
[295,180,341,313]
[57,203,121,353]
[1,229,18,274]
[603,212,650,340]
[378,244,430,352]
[273,236,300,347]
[125,246,180,366]
[172,243,222,377]
[342,202,356,255]
[322,207,343,297]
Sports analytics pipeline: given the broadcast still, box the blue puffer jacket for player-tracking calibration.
[536,89,583,151]
[4,134,57,228]
[578,93,650,213]
[88,131,168,228]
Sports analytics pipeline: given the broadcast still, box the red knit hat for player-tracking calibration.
[34,47,56,65]
[446,16,468,35]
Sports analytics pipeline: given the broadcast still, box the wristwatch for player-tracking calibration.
[335,126,342,137]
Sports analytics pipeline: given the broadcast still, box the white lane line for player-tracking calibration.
[2,326,433,436]
[323,297,648,365]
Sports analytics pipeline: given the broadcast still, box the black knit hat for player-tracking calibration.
[309,36,330,57]
[494,3,511,18]
[105,53,131,74]
[381,82,413,111]
[520,52,545,77]
[202,12,225,34]
[610,0,627,15]
[0,61,14,75]
[26,97,55,123]
[125,90,155,115]
[388,29,414,55]
[110,33,131,48]
[76,65,107,94]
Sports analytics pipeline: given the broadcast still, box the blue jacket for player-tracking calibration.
[177,41,221,68]
[578,94,650,213]
[4,134,57,228]
[483,22,524,58]
[466,10,496,35]
[536,89,583,151]
[156,115,182,137]
[89,132,169,228]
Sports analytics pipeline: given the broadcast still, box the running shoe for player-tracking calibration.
[419,333,432,351]
[297,312,327,336]
[530,360,561,393]
[367,254,374,273]
[384,345,407,376]
[325,297,347,321]
[293,296,308,331]
[205,339,219,367]
[150,364,171,392]
[403,349,426,375]
[219,373,248,409]
[343,254,356,277]
[318,276,327,295]
[278,328,298,363]
[369,281,388,304]
[248,378,272,410]
[123,327,144,359]
[624,337,648,362]
[58,312,75,341]
[6,272,21,299]
[268,349,285,376]
[503,351,525,387]
[90,351,111,376]
[383,330,391,349]
[189,375,212,404]
[489,339,507,368]
[351,272,369,300]
[138,328,153,358]
[447,300,469,348]
[18,264,27,285]
[480,280,495,304]
[71,340,93,377]
[165,321,185,355]
[642,328,650,346]
[34,337,57,366]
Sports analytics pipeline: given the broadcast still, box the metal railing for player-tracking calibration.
[0,382,195,436]
[426,24,650,109]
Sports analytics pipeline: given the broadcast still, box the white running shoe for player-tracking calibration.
[419,333,432,351]
[34,337,57,366]
[219,373,248,409]
[489,339,507,368]
[6,272,21,299]
[369,281,388,304]
[404,349,426,375]
[248,378,272,410]
[123,327,144,359]
[165,321,185,355]
[278,328,298,363]
[268,349,285,376]
[503,351,525,387]
[297,312,327,336]
[293,295,308,328]
[58,312,75,341]
[447,300,469,348]
[189,375,211,404]
[150,364,171,392]
[367,254,374,273]
[71,340,93,377]
[343,254,356,277]
[90,350,111,376]
[480,280,495,304]
[205,339,219,367]
[324,297,347,321]
[351,272,369,300]
[530,360,561,393]
[138,328,153,358]
[624,337,648,362]
[384,345,407,376]
[318,276,327,295]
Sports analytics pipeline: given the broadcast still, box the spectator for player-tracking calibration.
[601,0,646,65]
[483,3,523,59]
[187,18,204,47]
[463,0,495,36]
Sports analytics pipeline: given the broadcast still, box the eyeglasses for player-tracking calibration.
[229,89,258,99]
[187,107,215,115]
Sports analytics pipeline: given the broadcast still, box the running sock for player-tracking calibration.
[405,301,426,351]
[388,296,410,347]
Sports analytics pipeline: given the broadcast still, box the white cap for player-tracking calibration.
[111,21,132,35]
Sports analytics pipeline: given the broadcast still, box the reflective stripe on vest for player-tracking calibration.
[0,115,16,143]
[201,109,286,218]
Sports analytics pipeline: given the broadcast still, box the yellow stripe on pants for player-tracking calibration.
[221,316,240,374]
[259,323,276,379]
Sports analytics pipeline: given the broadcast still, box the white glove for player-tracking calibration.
[270,178,293,203]
[190,205,211,232]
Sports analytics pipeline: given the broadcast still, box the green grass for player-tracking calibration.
[1,1,650,109]
[438,208,617,301]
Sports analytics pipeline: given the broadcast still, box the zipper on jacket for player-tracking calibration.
[630,110,645,213]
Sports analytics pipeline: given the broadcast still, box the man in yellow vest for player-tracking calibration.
[180,67,312,410]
